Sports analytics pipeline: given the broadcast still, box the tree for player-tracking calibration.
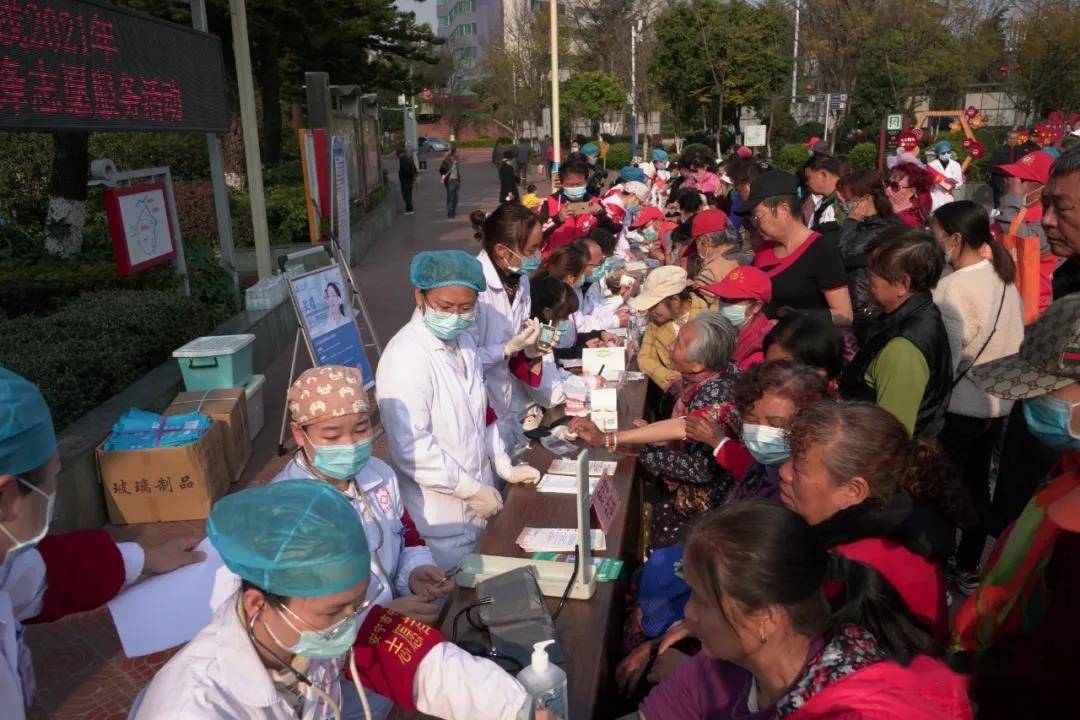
[1004,0,1080,118]
[561,71,626,137]
[650,0,791,152]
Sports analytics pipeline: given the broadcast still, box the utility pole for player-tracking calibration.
[189,0,237,289]
[790,0,800,104]
[630,19,642,161]
[549,0,561,192]
[229,0,273,280]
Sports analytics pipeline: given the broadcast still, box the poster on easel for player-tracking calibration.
[289,263,373,387]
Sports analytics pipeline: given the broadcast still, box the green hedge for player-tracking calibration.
[231,182,311,247]
[0,259,174,318]
[776,143,810,173]
[848,142,879,170]
[604,142,632,170]
[0,289,212,429]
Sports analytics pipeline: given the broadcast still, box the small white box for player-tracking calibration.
[244,374,266,440]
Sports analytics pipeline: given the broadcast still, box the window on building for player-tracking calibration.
[439,15,449,27]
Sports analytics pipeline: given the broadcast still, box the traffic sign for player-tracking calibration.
[887,114,903,131]
[829,94,848,110]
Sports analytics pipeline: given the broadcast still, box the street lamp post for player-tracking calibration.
[549,0,561,192]
[630,19,642,161]
[790,0,800,105]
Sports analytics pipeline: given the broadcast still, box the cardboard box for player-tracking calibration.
[98,422,231,524]
[164,388,251,482]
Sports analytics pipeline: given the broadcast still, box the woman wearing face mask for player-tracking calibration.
[537,156,603,255]
[667,187,706,267]
[378,250,540,571]
[927,141,965,212]
[835,169,903,340]
[639,502,972,720]
[929,201,1024,595]
[780,401,973,642]
[0,368,204,720]
[952,295,1080,718]
[273,366,453,720]
[689,209,754,295]
[472,204,549,453]
[698,267,774,370]
[571,312,741,548]
[886,162,934,227]
[133,480,532,720]
[601,180,652,258]
[535,243,587,345]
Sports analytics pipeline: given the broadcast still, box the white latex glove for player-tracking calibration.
[467,486,504,519]
[504,318,542,357]
[507,464,541,485]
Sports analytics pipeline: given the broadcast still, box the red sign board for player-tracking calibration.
[103,182,176,275]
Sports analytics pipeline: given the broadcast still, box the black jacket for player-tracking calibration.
[398,156,416,185]
[498,162,519,202]
[813,492,956,564]
[835,215,903,334]
[988,144,1025,191]
[839,292,953,438]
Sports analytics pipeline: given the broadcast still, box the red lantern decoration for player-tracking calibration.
[999,65,1009,75]
[898,130,919,152]
[965,106,979,119]
[911,128,924,141]
[967,141,986,159]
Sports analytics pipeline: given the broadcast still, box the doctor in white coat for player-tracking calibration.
[469,203,545,450]
[0,368,202,720]
[928,140,965,211]
[377,251,540,571]
[132,480,530,720]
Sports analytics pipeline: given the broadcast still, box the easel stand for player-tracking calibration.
[276,232,384,455]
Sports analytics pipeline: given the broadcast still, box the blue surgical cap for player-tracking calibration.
[651,148,669,163]
[207,479,371,597]
[580,142,600,156]
[0,367,56,476]
[410,250,487,292]
[934,140,953,155]
[620,166,646,183]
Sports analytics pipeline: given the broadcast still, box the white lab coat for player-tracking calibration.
[376,312,493,571]
[271,457,437,720]
[576,281,622,333]
[929,158,965,211]
[470,251,535,454]
[2,543,143,720]
[132,595,530,720]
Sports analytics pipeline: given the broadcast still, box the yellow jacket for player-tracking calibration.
[638,293,713,390]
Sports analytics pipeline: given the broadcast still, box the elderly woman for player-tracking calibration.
[839,226,952,438]
[377,250,540,571]
[699,266,775,370]
[639,502,972,720]
[886,161,934,227]
[779,401,972,643]
[572,312,740,547]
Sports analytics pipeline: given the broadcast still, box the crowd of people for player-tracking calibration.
[3,124,1080,720]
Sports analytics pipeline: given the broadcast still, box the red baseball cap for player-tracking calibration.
[700,266,772,303]
[999,150,1054,185]
[690,208,729,239]
[630,206,664,229]
[803,136,822,149]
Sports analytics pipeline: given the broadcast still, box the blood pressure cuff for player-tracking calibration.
[349,605,445,712]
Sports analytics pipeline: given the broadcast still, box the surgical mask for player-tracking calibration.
[587,263,607,283]
[556,318,573,335]
[1023,394,1080,450]
[642,226,658,243]
[719,303,748,329]
[939,152,952,162]
[742,423,790,466]
[587,155,598,166]
[504,247,541,275]
[423,306,475,341]
[268,603,361,660]
[305,432,374,480]
[563,185,587,201]
[1,477,54,563]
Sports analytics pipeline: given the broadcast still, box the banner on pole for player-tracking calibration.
[332,136,351,262]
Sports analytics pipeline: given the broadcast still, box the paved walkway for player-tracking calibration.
[24,149,538,719]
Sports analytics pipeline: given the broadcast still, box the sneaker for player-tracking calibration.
[404,210,415,215]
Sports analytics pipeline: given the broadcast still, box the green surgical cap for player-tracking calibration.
[0,367,57,476]
[410,250,487,292]
[207,480,370,597]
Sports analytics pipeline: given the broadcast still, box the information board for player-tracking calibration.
[290,263,373,387]
[332,135,351,261]
[0,0,228,132]
[103,181,176,274]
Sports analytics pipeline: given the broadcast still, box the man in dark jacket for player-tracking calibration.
[989,131,1024,209]
[498,149,519,204]
[515,139,531,184]
[397,149,417,215]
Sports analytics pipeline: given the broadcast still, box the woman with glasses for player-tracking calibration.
[133,481,532,720]
[886,162,934,228]
[742,171,853,326]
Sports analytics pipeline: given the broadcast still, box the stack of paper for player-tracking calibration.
[547,459,618,476]
[536,473,599,494]
[516,527,606,552]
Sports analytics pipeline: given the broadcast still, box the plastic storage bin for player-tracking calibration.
[173,334,256,391]
[245,274,288,311]
[244,373,266,440]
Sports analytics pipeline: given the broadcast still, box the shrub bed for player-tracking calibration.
[0,289,212,429]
